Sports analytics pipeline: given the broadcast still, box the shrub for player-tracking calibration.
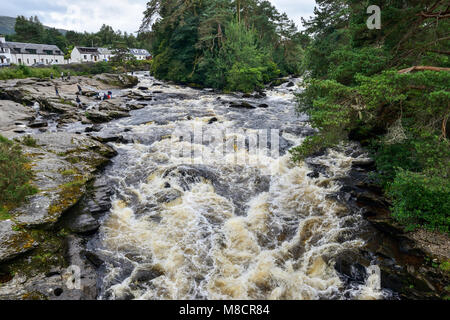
[387,170,450,233]
[0,135,38,214]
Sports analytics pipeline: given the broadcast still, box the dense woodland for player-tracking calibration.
[139,0,307,92]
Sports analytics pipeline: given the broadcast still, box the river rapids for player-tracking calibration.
[86,72,393,300]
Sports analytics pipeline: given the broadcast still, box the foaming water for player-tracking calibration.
[94,74,389,300]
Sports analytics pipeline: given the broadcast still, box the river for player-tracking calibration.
[79,72,394,300]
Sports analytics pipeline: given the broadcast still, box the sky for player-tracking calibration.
[1,0,317,34]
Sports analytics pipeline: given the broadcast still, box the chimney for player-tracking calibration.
[0,35,5,44]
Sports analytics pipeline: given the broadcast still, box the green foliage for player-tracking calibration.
[387,170,450,233]
[20,135,38,148]
[142,0,304,92]
[0,135,38,215]
[292,0,450,233]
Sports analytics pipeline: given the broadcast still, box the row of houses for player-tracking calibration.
[70,47,150,63]
[0,36,65,66]
[0,35,151,67]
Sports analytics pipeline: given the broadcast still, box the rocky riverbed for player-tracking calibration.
[0,72,448,300]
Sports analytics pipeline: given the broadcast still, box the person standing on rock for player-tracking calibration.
[55,84,60,97]
[50,73,54,80]
[77,84,82,95]
[67,72,71,81]
[61,71,64,81]
[76,94,82,107]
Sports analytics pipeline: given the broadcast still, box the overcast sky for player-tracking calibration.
[1,0,317,34]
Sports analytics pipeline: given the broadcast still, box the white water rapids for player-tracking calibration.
[91,73,390,300]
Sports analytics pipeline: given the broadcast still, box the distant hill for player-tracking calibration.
[0,16,68,36]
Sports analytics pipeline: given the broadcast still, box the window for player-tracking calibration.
[84,55,87,60]
[34,59,37,64]
[27,59,29,64]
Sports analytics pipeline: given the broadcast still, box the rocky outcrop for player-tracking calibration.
[0,132,116,300]
[94,73,138,88]
[330,153,450,300]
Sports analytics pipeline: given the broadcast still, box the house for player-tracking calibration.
[0,35,64,66]
[129,48,151,60]
[0,36,12,66]
[70,47,100,63]
[98,47,114,62]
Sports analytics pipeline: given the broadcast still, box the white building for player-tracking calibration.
[0,36,12,66]
[98,47,114,62]
[0,35,64,66]
[70,47,100,63]
[129,48,151,60]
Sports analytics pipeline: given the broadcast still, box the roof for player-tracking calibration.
[98,47,113,55]
[129,48,150,56]
[3,41,63,55]
[75,47,100,55]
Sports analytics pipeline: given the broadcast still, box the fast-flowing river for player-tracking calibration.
[87,72,393,300]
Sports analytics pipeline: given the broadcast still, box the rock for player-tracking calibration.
[28,121,48,128]
[286,81,295,87]
[11,133,115,227]
[0,87,34,105]
[64,212,100,234]
[208,117,218,124]
[85,111,111,123]
[94,73,138,88]
[0,100,35,138]
[258,104,269,108]
[0,220,37,263]
[85,176,113,215]
[229,101,256,109]
[85,125,102,133]
[155,189,183,203]
[138,86,149,91]
[131,264,163,283]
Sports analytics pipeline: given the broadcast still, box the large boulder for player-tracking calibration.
[10,133,116,228]
[94,73,138,88]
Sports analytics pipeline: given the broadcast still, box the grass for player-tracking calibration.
[20,135,38,148]
[0,135,38,216]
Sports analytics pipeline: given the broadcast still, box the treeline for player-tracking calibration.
[140,0,307,92]
[5,16,152,57]
[291,0,449,233]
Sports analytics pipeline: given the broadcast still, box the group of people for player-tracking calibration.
[53,82,113,109]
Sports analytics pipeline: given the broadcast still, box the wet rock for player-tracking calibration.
[208,117,218,124]
[131,264,163,283]
[229,101,256,109]
[138,86,149,91]
[258,104,269,108]
[155,189,183,203]
[85,176,113,215]
[85,125,102,133]
[28,121,48,129]
[64,212,100,234]
[286,81,295,87]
